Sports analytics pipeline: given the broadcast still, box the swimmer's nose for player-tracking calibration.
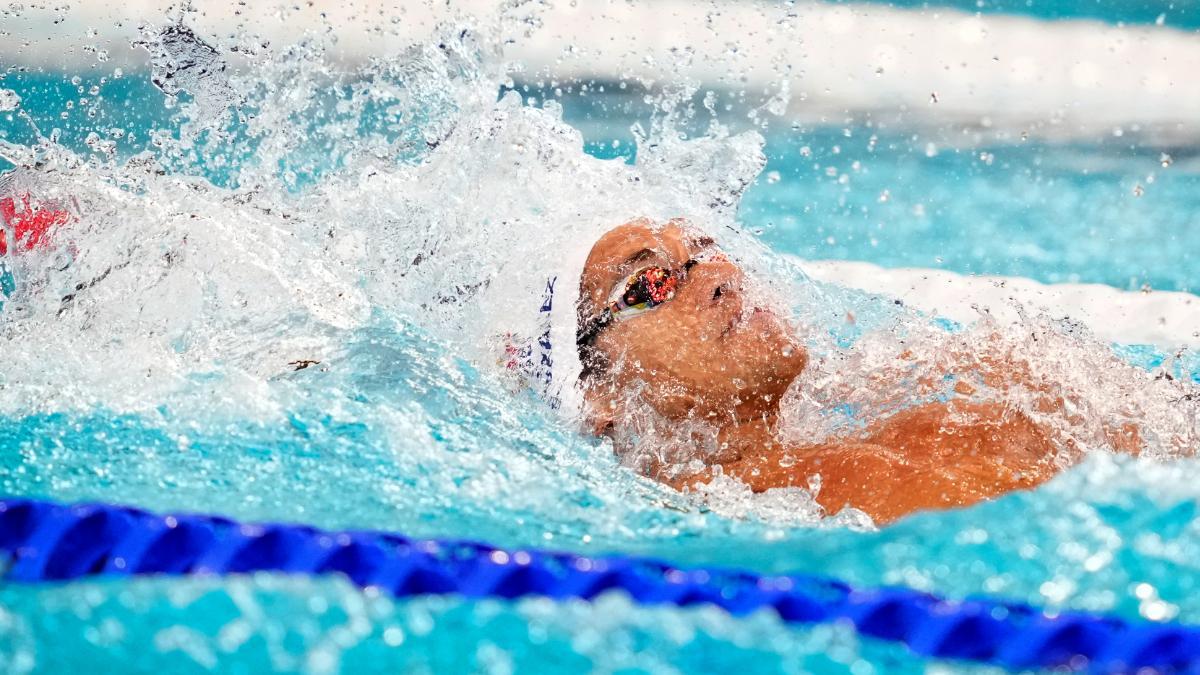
[711,282,745,304]
[684,257,742,303]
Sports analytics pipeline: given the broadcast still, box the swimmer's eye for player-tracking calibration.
[608,264,688,319]
[578,257,701,351]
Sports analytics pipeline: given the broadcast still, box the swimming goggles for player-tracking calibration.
[577,259,698,348]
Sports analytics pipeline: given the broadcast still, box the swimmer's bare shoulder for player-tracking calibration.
[669,400,1062,524]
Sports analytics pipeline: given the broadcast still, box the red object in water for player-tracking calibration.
[0,193,72,256]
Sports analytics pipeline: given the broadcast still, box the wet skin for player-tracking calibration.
[578,219,1066,525]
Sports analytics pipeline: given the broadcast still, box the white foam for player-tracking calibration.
[802,258,1200,349]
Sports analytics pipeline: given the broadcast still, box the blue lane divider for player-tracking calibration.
[2,497,1199,671]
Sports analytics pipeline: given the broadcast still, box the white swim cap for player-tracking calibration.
[492,241,590,417]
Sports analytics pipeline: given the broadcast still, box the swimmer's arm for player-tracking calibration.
[666,440,957,525]
[667,401,1061,524]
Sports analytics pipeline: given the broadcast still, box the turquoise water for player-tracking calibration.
[831,0,1200,29]
[745,131,1200,293]
[2,331,1200,672]
[3,21,1200,675]
[7,72,1200,292]
[2,577,978,674]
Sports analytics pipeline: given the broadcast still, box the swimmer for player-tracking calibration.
[0,172,1147,524]
[575,218,1138,524]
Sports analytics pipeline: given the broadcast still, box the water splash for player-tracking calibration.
[136,22,236,114]
[780,311,1199,461]
[0,8,821,538]
[0,89,21,112]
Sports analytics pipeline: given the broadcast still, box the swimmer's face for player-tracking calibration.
[578,219,807,426]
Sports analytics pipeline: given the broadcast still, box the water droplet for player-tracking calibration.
[383,626,405,646]
[0,88,20,111]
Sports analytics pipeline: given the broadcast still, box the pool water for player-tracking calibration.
[7,71,1199,293]
[2,7,1200,674]
[832,0,1200,29]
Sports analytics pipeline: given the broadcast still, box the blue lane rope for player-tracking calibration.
[1,497,1198,671]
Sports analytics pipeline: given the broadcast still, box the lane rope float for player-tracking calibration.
[2,497,1198,670]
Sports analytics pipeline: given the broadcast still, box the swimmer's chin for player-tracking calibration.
[713,365,807,425]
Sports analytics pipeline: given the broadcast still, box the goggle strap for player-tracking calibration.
[577,308,613,348]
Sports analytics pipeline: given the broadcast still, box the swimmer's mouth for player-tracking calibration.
[722,306,768,338]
